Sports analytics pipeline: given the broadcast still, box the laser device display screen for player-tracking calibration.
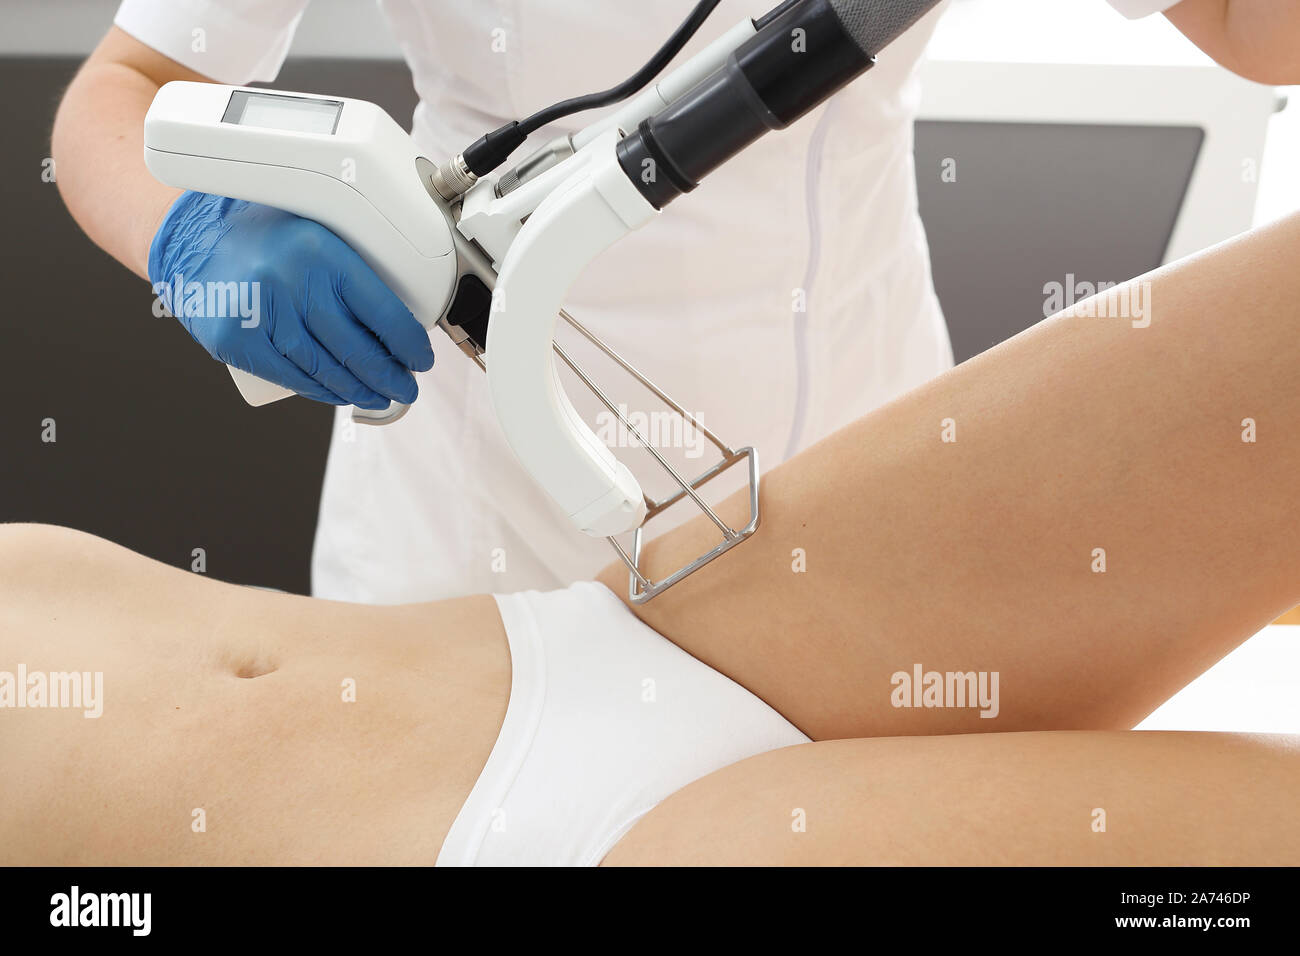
[222,91,342,135]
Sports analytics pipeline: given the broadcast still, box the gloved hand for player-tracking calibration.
[148,191,435,409]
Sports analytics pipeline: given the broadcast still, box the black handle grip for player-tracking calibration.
[617,0,943,208]
[829,0,941,57]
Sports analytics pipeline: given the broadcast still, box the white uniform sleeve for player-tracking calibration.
[114,0,310,84]
[1106,0,1181,19]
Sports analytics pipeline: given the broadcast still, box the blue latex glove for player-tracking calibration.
[148,191,435,409]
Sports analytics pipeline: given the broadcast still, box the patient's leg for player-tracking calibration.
[604,730,1300,865]
[600,213,1300,741]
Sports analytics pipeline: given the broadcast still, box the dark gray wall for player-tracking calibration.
[915,120,1200,360]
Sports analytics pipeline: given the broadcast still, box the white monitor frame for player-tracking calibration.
[917,60,1280,262]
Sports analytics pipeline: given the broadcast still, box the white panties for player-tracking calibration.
[435,581,810,866]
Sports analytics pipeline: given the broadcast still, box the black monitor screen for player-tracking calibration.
[915,120,1204,362]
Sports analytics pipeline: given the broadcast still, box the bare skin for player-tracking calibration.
[599,212,1300,742]
[0,524,507,865]
[1165,0,1300,84]
[605,732,1300,866]
[3,210,1299,864]
[52,27,201,279]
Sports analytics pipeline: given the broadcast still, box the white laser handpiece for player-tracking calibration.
[136,10,769,583]
[144,82,461,424]
[143,81,651,535]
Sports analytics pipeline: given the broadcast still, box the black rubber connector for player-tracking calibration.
[462,122,529,177]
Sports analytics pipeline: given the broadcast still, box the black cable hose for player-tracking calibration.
[460,0,726,177]
[517,0,725,136]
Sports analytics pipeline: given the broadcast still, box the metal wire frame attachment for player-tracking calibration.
[458,304,761,603]
[552,309,761,605]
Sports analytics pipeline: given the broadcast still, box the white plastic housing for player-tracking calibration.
[486,133,657,537]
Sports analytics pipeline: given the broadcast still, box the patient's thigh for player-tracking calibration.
[604,215,1300,741]
[0,524,507,865]
[603,731,1300,866]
